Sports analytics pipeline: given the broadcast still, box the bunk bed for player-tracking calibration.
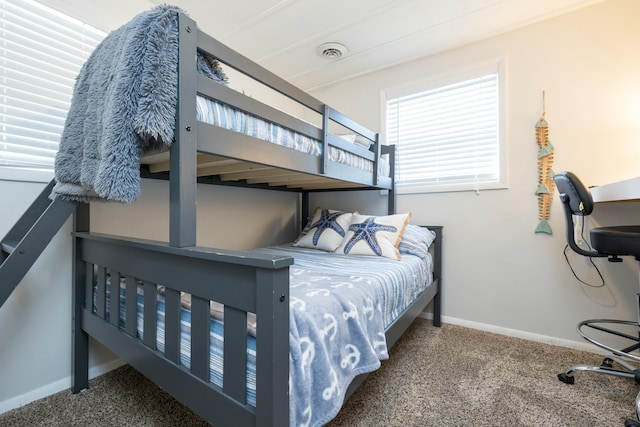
[55,6,443,427]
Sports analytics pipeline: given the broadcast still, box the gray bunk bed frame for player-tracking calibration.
[70,12,442,427]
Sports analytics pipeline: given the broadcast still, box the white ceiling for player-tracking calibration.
[49,0,603,91]
[150,0,603,91]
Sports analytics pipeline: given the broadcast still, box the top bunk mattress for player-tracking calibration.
[195,95,391,177]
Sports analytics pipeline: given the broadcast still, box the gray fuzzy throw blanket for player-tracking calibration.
[52,6,225,203]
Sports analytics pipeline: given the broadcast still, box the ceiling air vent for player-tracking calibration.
[317,42,347,59]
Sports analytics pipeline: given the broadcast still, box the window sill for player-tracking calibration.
[397,181,509,195]
[0,167,54,184]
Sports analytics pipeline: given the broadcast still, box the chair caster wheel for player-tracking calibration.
[558,373,575,384]
[602,357,614,368]
[624,419,640,427]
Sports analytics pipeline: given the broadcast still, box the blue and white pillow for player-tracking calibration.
[336,212,412,260]
[294,208,353,252]
[398,225,436,259]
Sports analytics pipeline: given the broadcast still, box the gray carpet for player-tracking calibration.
[0,320,637,426]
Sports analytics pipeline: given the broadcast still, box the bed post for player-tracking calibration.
[170,12,198,248]
[301,191,309,232]
[71,202,89,393]
[255,267,290,427]
[385,144,396,215]
[431,226,443,327]
[320,105,330,176]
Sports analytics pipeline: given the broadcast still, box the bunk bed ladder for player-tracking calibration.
[0,179,77,309]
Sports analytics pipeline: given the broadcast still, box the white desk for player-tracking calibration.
[590,176,640,203]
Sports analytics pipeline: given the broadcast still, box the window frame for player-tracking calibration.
[381,57,508,195]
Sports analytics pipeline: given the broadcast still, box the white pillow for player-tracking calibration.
[337,134,373,149]
[336,212,412,260]
[337,134,356,143]
[294,208,353,252]
[354,134,373,148]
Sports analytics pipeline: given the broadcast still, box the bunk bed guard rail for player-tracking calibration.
[72,231,293,427]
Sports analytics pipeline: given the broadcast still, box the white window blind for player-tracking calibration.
[387,72,502,193]
[0,0,105,178]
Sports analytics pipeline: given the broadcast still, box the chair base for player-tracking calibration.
[578,319,640,362]
[558,318,640,426]
[558,271,640,426]
[558,357,640,384]
[557,318,640,385]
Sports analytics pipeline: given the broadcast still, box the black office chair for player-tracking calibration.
[554,171,640,426]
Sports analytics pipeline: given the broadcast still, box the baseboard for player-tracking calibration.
[418,312,601,354]
[0,358,125,415]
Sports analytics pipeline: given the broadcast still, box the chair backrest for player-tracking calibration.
[553,171,604,258]
[553,171,594,216]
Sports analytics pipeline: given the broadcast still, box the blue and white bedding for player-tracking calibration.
[100,244,432,427]
[257,245,433,426]
[195,96,391,177]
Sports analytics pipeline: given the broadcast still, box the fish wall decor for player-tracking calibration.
[535,91,554,234]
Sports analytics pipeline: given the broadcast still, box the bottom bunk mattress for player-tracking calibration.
[99,242,434,427]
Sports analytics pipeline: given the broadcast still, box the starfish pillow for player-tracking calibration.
[336,213,412,260]
[294,208,354,252]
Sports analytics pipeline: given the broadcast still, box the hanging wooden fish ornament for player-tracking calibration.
[535,91,554,234]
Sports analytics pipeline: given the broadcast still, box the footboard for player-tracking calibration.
[71,232,292,427]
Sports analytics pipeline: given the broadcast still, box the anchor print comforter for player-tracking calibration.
[253,245,433,427]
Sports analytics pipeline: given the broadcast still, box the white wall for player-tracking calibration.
[91,178,299,249]
[309,0,640,345]
[0,181,70,409]
[0,181,121,410]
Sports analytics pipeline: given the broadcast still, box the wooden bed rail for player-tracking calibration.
[196,19,379,153]
[72,232,292,426]
[195,15,322,113]
[195,72,382,184]
[167,13,389,190]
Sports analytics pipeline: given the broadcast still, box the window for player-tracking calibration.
[385,61,507,194]
[0,0,105,182]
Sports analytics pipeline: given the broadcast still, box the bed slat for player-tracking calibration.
[289,182,364,190]
[144,153,229,174]
[109,270,120,328]
[125,276,137,337]
[198,160,269,178]
[191,295,211,381]
[220,168,299,182]
[164,287,181,364]
[143,281,157,349]
[96,267,106,319]
[223,305,248,404]
[84,263,93,310]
